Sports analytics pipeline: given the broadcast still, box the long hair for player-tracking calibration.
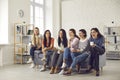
[33,27,39,45]
[79,29,87,38]
[69,28,80,39]
[90,28,103,38]
[43,30,51,47]
[58,29,68,47]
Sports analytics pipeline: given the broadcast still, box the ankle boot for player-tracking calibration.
[50,67,55,74]
[54,67,59,74]
[96,71,100,76]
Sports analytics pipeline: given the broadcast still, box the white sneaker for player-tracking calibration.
[27,58,33,63]
[40,66,46,72]
[59,70,64,75]
[29,63,35,68]
[61,63,66,68]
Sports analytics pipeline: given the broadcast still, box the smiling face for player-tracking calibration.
[34,28,39,35]
[91,30,98,39]
[79,31,85,38]
[45,31,50,38]
[69,30,75,39]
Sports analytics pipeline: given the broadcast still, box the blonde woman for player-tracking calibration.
[29,27,42,68]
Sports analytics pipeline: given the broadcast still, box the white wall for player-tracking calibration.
[45,0,53,36]
[52,0,61,38]
[0,0,8,44]
[9,0,30,44]
[61,0,120,37]
[0,0,30,66]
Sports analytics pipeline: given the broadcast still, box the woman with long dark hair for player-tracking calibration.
[40,30,54,71]
[88,28,105,76]
[50,29,68,74]
[59,28,80,74]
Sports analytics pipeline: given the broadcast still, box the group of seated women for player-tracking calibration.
[28,27,105,77]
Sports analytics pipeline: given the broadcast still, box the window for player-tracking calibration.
[0,0,8,44]
[30,0,45,34]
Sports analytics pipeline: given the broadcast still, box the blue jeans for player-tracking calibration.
[63,48,72,67]
[30,46,41,60]
[71,52,80,60]
[46,50,54,66]
[70,52,89,69]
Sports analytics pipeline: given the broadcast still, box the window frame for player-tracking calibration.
[30,0,45,33]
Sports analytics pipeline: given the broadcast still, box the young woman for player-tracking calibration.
[63,29,90,75]
[40,30,54,71]
[88,28,105,76]
[29,27,42,68]
[59,29,79,75]
[50,29,68,74]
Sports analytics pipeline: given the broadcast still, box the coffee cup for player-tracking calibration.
[90,42,94,46]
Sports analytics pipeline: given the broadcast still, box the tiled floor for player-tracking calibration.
[0,60,120,80]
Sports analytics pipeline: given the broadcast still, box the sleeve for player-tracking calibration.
[82,40,90,53]
[96,37,105,48]
[71,38,79,48]
[95,37,105,54]
[54,39,58,48]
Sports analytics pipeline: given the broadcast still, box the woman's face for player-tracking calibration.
[91,30,98,39]
[45,31,50,38]
[69,31,74,38]
[34,29,39,35]
[59,31,63,38]
[79,31,85,38]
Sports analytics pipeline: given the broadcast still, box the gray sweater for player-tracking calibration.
[79,38,90,53]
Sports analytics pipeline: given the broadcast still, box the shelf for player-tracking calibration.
[106,51,120,52]
[105,35,120,37]
[104,26,120,28]
[104,26,120,60]
[14,23,34,64]
[15,43,31,45]
[107,43,120,46]
[15,53,30,56]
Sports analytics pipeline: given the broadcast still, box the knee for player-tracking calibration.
[73,57,78,63]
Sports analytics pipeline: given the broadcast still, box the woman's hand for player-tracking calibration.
[42,47,47,52]
[36,46,41,50]
[76,49,81,52]
[59,50,64,53]
[31,44,35,47]
[71,48,77,52]
[53,47,58,51]
[90,44,96,47]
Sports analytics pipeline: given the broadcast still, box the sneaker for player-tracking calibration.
[59,70,64,75]
[29,63,35,68]
[61,63,66,68]
[27,58,33,63]
[41,57,47,61]
[40,67,46,72]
